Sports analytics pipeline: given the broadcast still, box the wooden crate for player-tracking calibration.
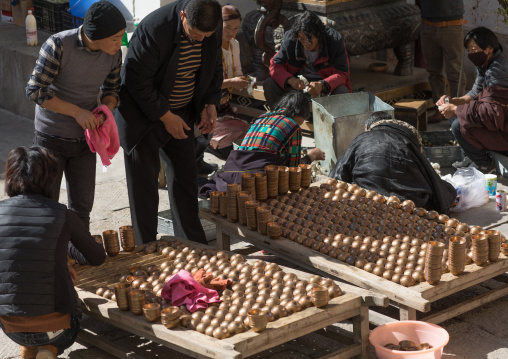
[200,209,508,326]
[393,99,427,131]
[74,236,375,359]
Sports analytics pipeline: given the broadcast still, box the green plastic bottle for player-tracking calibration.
[122,31,129,48]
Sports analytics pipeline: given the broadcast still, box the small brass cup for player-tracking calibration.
[143,303,161,323]
[248,308,267,333]
[128,290,146,315]
[114,283,131,311]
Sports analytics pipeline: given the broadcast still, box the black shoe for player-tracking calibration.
[197,160,218,175]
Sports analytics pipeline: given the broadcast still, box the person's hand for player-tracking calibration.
[308,148,325,161]
[160,111,190,139]
[198,104,217,134]
[68,264,77,284]
[96,111,106,126]
[439,104,457,119]
[436,95,450,107]
[74,109,98,131]
[287,77,305,91]
[306,81,323,97]
[230,76,249,90]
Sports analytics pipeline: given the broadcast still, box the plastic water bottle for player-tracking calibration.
[25,9,38,46]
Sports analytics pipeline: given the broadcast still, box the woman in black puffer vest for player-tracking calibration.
[0,146,106,359]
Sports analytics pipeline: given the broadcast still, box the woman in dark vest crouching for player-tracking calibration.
[0,146,106,359]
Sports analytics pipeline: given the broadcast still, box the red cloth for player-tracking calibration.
[85,105,120,167]
[161,270,222,312]
[192,268,231,291]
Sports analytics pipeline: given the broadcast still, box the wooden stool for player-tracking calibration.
[393,99,427,131]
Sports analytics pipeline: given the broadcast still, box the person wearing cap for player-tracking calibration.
[26,0,126,230]
[116,0,222,245]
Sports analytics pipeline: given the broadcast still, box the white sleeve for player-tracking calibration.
[232,39,243,77]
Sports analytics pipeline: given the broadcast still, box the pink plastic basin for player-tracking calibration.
[370,321,449,359]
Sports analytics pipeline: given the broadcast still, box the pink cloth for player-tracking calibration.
[161,270,222,312]
[85,105,120,167]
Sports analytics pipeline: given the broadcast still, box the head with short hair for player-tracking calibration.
[365,111,393,131]
[289,11,326,50]
[273,92,311,123]
[464,26,501,52]
[5,146,58,199]
[184,0,222,33]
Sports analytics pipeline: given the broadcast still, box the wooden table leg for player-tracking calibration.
[215,225,231,251]
[352,306,370,359]
[399,304,417,321]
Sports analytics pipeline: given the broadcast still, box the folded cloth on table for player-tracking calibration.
[192,268,231,291]
[161,269,222,312]
[85,105,120,167]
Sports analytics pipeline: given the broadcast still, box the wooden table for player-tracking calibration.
[74,236,375,359]
[201,209,508,326]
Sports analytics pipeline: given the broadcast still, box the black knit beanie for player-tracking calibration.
[83,1,126,40]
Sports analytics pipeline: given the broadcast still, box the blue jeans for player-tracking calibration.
[0,315,80,355]
[33,131,96,230]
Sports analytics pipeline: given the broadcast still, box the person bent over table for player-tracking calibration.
[200,92,325,195]
[263,10,351,109]
[329,111,457,214]
[0,147,106,359]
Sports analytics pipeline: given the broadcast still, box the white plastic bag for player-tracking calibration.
[444,167,489,212]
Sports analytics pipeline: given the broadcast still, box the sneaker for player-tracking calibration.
[452,156,474,169]
[197,160,218,175]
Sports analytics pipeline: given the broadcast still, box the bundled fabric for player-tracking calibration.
[192,268,231,291]
[161,270,221,312]
[85,105,120,167]
[329,121,457,214]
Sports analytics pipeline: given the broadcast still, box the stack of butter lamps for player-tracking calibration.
[91,239,343,339]
[207,168,507,288]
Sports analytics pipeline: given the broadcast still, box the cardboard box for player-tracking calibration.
[0,0,12,11]
[1,9,13,23]
[12,0,33,27]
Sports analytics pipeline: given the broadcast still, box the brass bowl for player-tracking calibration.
[143,303,161,323]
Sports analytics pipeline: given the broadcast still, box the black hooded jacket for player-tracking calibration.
[329,123,456,214]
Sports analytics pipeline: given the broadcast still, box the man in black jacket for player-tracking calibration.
[264,10,351,109]
[115,0,223,245]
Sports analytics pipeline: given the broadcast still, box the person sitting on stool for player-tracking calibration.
[263,10,351,109]
[0,146,106,359]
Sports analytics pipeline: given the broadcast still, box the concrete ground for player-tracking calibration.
[1,108,507,358]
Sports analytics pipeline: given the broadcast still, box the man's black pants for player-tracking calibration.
[124,105,207,245]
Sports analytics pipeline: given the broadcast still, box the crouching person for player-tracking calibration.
[0,146,106,359]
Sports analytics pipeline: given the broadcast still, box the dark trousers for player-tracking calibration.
[0,315,80,355]
[450,118,492,165]
[34,131,96,230]
[124,105,207,245]
[263,77,350,109]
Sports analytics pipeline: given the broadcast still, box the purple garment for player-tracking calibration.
[199,150,283,197]
[161,270,221,312]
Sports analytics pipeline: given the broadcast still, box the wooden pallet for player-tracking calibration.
[74,236,374,359]
[200,209,508,326]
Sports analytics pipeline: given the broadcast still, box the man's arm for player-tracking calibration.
[269,32,299,89]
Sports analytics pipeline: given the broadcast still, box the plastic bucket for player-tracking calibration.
[369,321,449,359]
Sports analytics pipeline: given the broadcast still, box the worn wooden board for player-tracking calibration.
[75,236,369,359]
[201,209,508,315]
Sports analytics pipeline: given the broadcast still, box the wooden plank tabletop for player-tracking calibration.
[75,236,366,359]
[201,209,508,312]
